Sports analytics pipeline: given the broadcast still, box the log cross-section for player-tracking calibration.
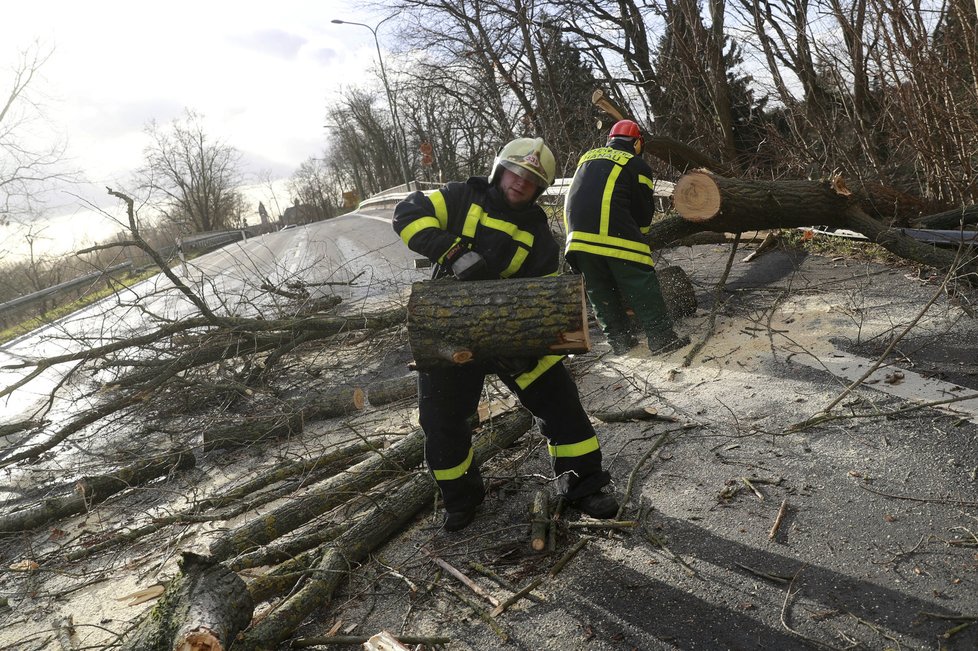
[406,276,590,370]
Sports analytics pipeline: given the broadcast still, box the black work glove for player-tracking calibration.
[444,243,488,281]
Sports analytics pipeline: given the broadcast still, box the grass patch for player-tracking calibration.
[0,267,164,345]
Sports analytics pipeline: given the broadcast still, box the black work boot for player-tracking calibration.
[609,334,639,355]
[648,329,690,356]
[569,489,619,519]
[441,468,485,532]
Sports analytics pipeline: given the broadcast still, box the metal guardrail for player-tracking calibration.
[0,262,133,319]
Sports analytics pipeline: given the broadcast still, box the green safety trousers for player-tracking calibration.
[574,253,674,352]
[418,359,609,515]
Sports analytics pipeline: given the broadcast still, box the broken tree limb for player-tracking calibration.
[234,409,534,650]
[0,448,195,534]
[406,276,589,369]
[591,406,676,423]
[207,429,425,561]
[428,553,500,607]
[530,491,550,552]
[202,411,302,451]
[911,204,978,230]
[123,552,253,651]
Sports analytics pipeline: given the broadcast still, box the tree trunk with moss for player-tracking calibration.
[406,276,590,370]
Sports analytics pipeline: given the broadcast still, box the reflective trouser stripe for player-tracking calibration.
[515,354,564,390]
[548,435,600,458]
[431,446,474,481]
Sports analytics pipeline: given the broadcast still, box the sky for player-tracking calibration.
[1,0,393,258]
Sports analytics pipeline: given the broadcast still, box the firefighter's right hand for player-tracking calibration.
[445,244,488,280]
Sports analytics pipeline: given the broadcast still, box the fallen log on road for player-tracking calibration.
[0,448,195,534]
[235,408,534,651]
[670,170,976,276]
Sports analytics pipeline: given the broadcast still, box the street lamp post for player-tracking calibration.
[332,17,413,192]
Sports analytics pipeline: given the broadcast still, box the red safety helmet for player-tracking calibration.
[608,119,644,154]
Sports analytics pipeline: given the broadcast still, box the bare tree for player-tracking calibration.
[137,109,244,233]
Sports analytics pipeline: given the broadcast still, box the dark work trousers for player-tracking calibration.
[418,359,605,513]
[574,254,673,350]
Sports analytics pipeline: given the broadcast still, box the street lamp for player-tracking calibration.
[332,17,413,192]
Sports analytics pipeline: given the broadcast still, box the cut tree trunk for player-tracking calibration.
[365,376,418,407]
[406,276,589,370]
[0,449,195,534]
[124,552,253,651]
[671,170,975,276]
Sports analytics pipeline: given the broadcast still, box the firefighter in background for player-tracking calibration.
[393,137,619,532]
[563,119,689,355]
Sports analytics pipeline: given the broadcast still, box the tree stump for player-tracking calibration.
[406,276,590,370]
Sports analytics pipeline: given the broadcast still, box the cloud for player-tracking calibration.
[230,29,307,60]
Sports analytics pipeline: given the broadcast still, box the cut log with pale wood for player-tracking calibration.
[0,449,195,534]
[366,376,418,407]
[670,170,976,276]
[407,276,590,370]
[124,552,253,651]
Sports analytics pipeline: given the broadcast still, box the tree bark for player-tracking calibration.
[911,204,978,230]
[0,449,194,534]
[407,276,590,370]
[671,171,975,275]
[124,552,253,651]
[235,409,534,651]
[366,376,418,407]
[207,430,425,561]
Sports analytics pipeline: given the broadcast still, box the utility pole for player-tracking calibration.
[332,17,413,192]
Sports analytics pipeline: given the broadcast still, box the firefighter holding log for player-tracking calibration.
[564,119,688,355]
[393,137,619,531]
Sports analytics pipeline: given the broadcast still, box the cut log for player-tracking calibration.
[124,552,253,651]
[673,170,856,231]
[670,170,975,276]
[366,376,418,407]
[407,276,590,370]
[0,449,195,534]
[202,412,302,451]
[234,409,534,651]
[529,490,550,552]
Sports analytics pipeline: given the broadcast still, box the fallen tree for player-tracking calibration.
[665,170,978,276]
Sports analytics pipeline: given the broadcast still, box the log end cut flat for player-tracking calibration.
[674,170,721,222]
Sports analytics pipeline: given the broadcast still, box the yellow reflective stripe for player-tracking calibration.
[399,216,441,247]
[462,204,484,238]
[639,224,651,235]
[429,190,449,228]
[515,354,564,390]
[638,174,654,190]
[568,230,653,254]
[566,241,654,266]
[599,165,624,234]
[501,246,529,278]
[482,215,535,248]
[547,435,600,458]
[431,447,474,481]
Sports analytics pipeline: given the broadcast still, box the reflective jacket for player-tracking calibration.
[393,176,559,279]
[563,140,657,267]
